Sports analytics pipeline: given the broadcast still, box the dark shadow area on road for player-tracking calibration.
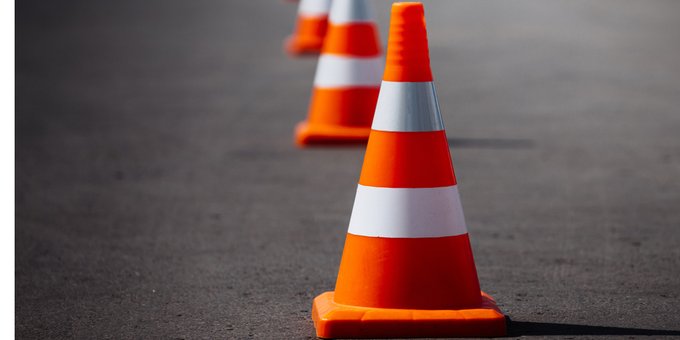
[509,320,680,336]
[297,141,368,148]
[448,137,534,149]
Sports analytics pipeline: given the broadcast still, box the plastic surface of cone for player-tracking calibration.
[311,3,506,338]
[284,0,331,55]
[295,0,382,146]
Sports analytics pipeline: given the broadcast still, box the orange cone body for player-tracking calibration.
[295,0,382,146]
[311,3,506,338]
[285,0,331,55]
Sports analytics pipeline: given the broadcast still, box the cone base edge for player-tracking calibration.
[284,36,323,56]
[295,121,370,147]
[311,291,507,338]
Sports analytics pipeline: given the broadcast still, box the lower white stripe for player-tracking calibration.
[314,55,383,88]
[348,185,468,238]
[299,0,331,17]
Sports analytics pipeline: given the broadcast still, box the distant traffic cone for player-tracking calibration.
[285,0,331,55]
[311,3,506,338]
[295,0,382,146]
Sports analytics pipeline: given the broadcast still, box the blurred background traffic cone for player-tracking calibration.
[311,3,506,338]
[294,0,382,146]
[284,0,331,55]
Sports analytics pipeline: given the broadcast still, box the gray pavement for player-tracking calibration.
[16,0,680,338]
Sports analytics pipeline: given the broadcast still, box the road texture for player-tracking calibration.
[16,0,680,338]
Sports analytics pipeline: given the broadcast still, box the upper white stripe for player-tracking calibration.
[314,55,383,88]
[371,81,445,132]
[329,0,374,24]
[298,0,331,17]
[348,185,468,238]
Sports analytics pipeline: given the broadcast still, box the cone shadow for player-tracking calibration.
[508,319,680,337]
[448,137,534,150]
[297,139,368,148]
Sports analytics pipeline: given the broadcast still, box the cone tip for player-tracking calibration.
[384,2,432,82]
[390,2,426,30]
[391,2,425,16]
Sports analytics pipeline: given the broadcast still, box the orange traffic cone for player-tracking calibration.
[311,3,506,338]
[295,0,382,146]
[285,0,331,55]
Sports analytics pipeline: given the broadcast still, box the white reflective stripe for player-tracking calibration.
[348,185,468,238]
[371,81,445,132]
[314,55,383,88]
[298,0,331,17]
[329,0,374,24]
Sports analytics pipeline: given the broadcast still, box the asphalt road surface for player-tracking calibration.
[16,0,680,339]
